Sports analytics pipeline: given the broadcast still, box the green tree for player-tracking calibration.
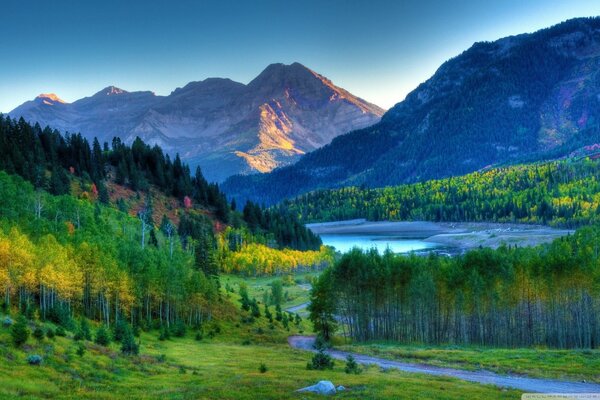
[11,316,30,346]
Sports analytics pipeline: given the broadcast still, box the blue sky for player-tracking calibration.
[1,0,598,112]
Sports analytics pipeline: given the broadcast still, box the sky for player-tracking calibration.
[1,0,599,112]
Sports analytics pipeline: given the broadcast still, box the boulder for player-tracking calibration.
[297,380,336,395]
[336,385,346,391]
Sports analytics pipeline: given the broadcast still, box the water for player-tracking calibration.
[319,233,438,254]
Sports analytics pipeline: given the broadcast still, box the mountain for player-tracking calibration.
[221,17,600,205]
[9,63,383,182]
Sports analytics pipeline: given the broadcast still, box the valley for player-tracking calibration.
[3,9,600,400]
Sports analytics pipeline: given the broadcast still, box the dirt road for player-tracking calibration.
[288,335,600,394]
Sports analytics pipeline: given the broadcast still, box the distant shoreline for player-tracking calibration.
[306,220,574,251]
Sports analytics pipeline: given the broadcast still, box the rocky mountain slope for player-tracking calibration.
[10,63,383,182]
[222,17,600,205]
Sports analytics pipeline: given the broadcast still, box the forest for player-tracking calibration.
[222,17,600,207]
[0,115,321,251]
[281,158,600,228]
[309,226,600,349]
[0,115,329,333]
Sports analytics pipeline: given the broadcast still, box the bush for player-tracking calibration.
[113,320,129,342]
[172,321,186,337]
[307,350,334,370]
[194,332,203,341]
[80,318,92,340]
[121,331,139,355]
[33,326,45,341]
[313,334,330,351]
[259,363,268,373]
[159,326,171,341]
[55,326,66,337]
[46,305,74,330]
[11,316,29,346]
[344,355,362,374]
[46,328,55,339]
[95,325,111,346]
[76,343,86,357]
[27,354,43,365]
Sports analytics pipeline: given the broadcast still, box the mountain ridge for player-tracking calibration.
[221,17,600,205]
[10,62,384,182]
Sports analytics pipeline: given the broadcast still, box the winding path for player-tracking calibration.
[285,302,309,313]
[288,336,600,394]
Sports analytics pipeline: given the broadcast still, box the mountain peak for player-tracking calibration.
[36,93,66,105]
[249,62,315,86]
[95,86,128,96]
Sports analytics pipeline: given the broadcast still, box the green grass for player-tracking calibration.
[336,341,600,383]
[0,315,522,399]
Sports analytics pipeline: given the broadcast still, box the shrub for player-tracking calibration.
[76,343,86,357]
[113,320,129,342]
[46,305,74,329]
[27,354,43,365]
[80,318,92,340]
[46,328,55,339]
[33,326,45,341]
[95,325,111,346]
[344,355,362,374]
[172,321,186,338]
[250,298,261,318]
[307,350,334,370]
[159,326,171,341]
[55,326,66,337]
[121,331,139,355]
[313,334,330,351]
[194,332,203,341]
[11,316,29,346]
[259,363,268,373]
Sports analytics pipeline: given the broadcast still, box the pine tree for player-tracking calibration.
[121,330,139,355]
[95,325,111,346]
[11,316,29,346]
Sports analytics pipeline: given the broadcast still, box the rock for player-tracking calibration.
[336,385,346,391]
[297,380,336,395]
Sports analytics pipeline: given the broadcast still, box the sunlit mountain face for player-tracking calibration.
[10,62,383,182]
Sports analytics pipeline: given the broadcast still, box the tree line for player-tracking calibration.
[281,159,600,228]
[0,114,320,252]
[310,227,600,349]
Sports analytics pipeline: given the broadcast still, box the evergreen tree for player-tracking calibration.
[95,325,111,346]
[11,316,29,346]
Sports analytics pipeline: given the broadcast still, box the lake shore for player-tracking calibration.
[307,219,574,252]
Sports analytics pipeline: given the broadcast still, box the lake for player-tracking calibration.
[306,219,573,255]
[318,233,438,254]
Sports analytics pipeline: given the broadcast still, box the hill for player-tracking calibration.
[222,17,600,205]
[278,157,600,228]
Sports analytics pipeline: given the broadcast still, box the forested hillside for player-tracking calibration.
[0,115,333,331]
[0,114,321,251]
[223,17,600,205]
[280,158,600,228]
[310,227,600,349]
